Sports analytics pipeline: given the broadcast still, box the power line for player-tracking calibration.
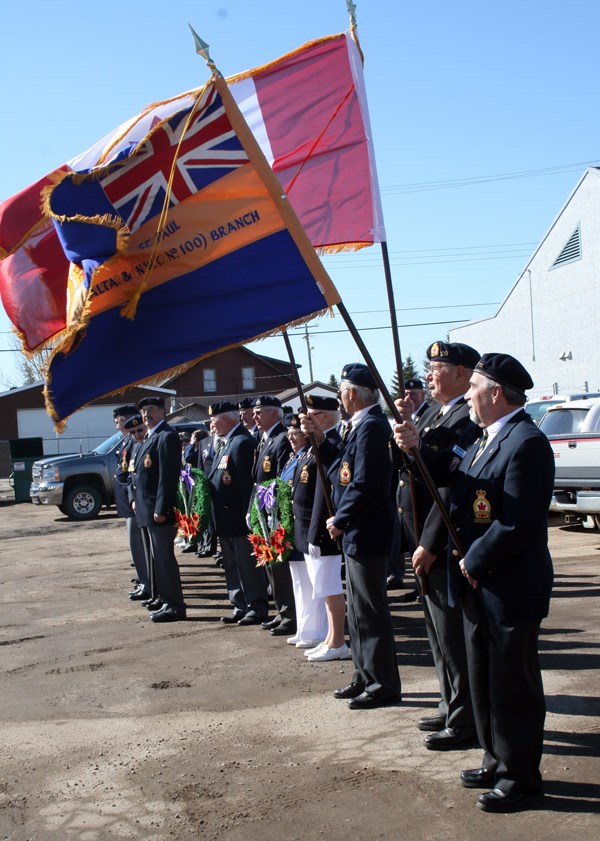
[380,159,600,195]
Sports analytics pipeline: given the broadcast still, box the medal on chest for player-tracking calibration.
[339,461,352,485]
[473,490,492,523]
[218,454,229,470]
[121,451,128,471]
[262,455,272,474]
[144,454,152,468]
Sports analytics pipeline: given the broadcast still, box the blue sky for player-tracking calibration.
[1,0,599,390]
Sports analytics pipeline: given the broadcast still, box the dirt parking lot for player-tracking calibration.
[1,500,599,840]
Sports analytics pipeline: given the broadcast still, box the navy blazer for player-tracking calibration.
[208,424,257,536]
[130,422,181,528]
[254,422,292,483]
[322,405,395,557]
[114,433,134,518]
[406,399,479,558]
[293,427,341,555]
[420,410,554,623]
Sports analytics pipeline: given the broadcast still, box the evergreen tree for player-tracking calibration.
[328,373,339,390]
[390,354,420,399]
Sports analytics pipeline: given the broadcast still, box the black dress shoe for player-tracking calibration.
[150,605,186,622]
[477,788,543,813]
[261,617,281,630]
[333,682,365,700]
[424,727,479,751]
[181,542,198,553]
[129,587,151,601]
[131,577,140,584]
[417,715,446,732]
[144,599,164,611]
[270,624,297,636]
[386,575,404,590]
[348,691,401,710]
[237,614,263,626]
[460,767,496,789]
[220,613,245,624]
[398,588,419,603]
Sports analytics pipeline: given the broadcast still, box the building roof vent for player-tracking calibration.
[551,224,581,268]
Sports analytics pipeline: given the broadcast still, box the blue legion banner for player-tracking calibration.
[44,77,340,424]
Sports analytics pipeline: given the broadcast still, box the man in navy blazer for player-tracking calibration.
[303,363,401,709]
[394,353,554,813]
[131,396,186,622]
[207,401,268,625]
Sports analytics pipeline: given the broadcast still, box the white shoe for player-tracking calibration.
[304,641,326,657]
[286,635,301,645]
[308,643,352,662]
[295,639,324,649]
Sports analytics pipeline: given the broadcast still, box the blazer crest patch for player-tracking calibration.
[473,489,492,523]
[262,455,272,474]
[144,454,152,468]
[339,461,352,485]
[222,470,232,485]
[300,464,310,484]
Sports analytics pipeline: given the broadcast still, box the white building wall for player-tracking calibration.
[450,168,600,398]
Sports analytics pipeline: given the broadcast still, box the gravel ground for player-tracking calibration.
[1,501,599,840]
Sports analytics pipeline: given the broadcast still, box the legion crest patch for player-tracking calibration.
[473,489,492,523]
[339,461,352,485]
[144,454,152,468]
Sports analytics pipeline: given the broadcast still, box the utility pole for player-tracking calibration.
[303,323,314,381]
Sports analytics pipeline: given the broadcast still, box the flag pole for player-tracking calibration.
[347,3,428,578]
[336,301,465,558]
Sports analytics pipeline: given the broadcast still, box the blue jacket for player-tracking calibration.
[323,404,395,557]
[420,410,554,623]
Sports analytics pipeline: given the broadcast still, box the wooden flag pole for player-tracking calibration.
[336,301,465,558]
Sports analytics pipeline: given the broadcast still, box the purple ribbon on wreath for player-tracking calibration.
[181,464,195,493]
[257,481,276,510]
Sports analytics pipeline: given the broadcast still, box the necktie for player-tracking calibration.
[341,421,353,445]
[257,434,267,452]
[472,430,489,464]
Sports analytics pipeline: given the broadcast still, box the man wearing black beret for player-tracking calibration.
[207,401,267,625]
[396,341,481,751]
[130,396,186,621]
[394,352,554,812]
[303,363,401,708]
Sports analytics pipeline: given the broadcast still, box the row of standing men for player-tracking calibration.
[113,341,555,814]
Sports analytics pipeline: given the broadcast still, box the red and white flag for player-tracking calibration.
[230,32,385,253]
[0,31,384,352]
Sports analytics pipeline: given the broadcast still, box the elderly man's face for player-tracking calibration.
[140,404,164,429]
[253,406,278,432]
[114,415,128,434]
[466,372,497,428]
[240,407,254,428]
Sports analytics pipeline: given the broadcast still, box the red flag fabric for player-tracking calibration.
[229,32,385,253]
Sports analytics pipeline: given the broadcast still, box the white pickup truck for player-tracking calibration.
[540,398,600,528]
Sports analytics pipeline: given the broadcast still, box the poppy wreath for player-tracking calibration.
[176,465,212,543]
[249,477,294,566]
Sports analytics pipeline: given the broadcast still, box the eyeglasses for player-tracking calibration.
[427,364,449,375]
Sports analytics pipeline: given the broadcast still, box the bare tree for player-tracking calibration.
[1,334,55,388]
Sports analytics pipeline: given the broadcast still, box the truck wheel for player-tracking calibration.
[63,484,102,520]
[58,505,67,515]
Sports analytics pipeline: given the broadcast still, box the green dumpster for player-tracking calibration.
[9,438,44,503]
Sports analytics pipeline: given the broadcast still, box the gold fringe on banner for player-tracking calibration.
[43,307,331,431]
[226,33,344,84]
